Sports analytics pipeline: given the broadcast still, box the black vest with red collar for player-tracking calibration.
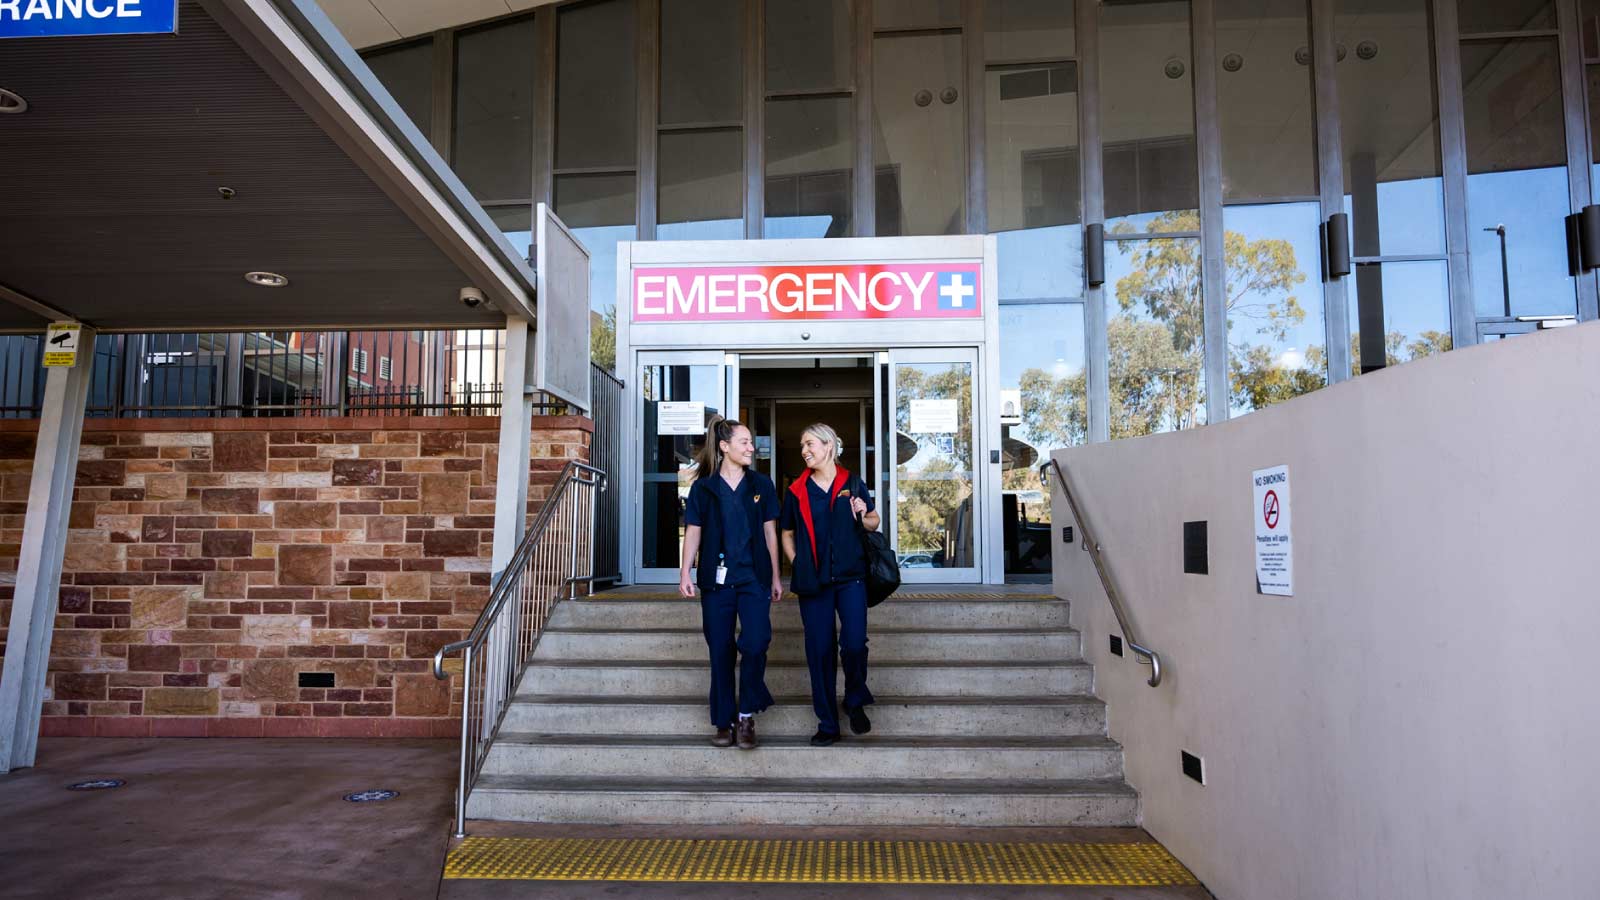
[786,468,869,596]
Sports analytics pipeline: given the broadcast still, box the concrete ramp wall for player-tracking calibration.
[1051,321,1600,900]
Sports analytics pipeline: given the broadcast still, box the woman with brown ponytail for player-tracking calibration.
[679,416,782,750]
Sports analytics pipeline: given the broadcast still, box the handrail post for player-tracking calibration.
[453,645,472,839]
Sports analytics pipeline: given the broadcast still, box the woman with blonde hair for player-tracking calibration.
[779,422,879,745]
[680,416,782,750]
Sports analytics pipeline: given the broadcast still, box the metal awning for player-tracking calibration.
[0,0,535,333]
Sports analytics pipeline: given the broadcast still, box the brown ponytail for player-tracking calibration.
[694,415,747,480]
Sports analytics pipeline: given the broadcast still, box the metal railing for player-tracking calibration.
[431,460,606,837]
[1040,457,1164,688]
[588,364,624,584]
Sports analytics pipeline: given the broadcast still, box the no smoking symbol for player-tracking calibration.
[1263,490,1280,529]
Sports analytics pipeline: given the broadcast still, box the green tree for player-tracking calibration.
[590,306,617,372]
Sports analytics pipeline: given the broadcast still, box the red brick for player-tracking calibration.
[128,644,182,672]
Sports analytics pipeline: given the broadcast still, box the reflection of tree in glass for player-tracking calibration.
[895,365,974,560]
[590,306,617,371]
[894,365,973,468]
[898,456,967,556]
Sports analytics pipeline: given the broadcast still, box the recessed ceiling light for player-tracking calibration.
[244,271,289,288]
[0,88,26,114]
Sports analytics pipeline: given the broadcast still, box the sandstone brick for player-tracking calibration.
[418,473,470,514]
[213,432,268,472]
[365,516,405,542]
[419,431,465,458]
[332,459,383,486]
[130,586,198,628]
[0,432,36,459]
[278,545,333,586]
[422,530,479,557]
[128,644,183,672]
[69,502,96,528]
[142,473,187,501]
[404,630,459,659]
[144,687,219,716]
[63,541,126,572]
[202,488,260,514]
[205,571,251,599]
[241,659,300,702]
[241,615,313,646]
[145,433,212,447]
[201,530,254,558]
[54,672,107,701]
[394,673,451,716]
[275,502,339,530]
[327,601,370,629]
[141,516,174,543]
[384,572,430,600]
[75,460,127,487]
[51,630,100,658]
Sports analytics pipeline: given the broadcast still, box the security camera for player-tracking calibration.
[459,287,485,308]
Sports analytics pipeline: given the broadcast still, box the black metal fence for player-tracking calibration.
[0,329,518,418]
[588,363,624,584]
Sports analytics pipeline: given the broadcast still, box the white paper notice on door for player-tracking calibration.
[909,398,959,434]
[657,401,705,435]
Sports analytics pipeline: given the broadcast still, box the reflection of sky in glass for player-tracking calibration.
[996,227,1083,301]
[1466,167,1576,318]
[764,215,837,239]
[999,303,1085,453]
[501,229,532,260]
[658,218,744,241]
[1342,177,1446,257]
[570,224,636,316]
[1223,202,1324,366]
[1347,260,1451,350]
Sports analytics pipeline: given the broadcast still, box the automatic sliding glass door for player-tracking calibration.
[636,350,727,583]
[886,348,981,583]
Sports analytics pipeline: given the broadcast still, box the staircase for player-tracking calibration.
[466,588,1140,827]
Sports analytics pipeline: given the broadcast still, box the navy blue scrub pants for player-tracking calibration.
[699,581,774,728]
[797,579,875,735]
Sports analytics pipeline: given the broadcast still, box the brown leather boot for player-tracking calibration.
[735,716,757,750]
[710,726,734,748]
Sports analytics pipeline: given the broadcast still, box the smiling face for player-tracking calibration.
[720,425,755,468]
[800,430,835,471]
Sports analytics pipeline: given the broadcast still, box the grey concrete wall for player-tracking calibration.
[1051,322,1600,900]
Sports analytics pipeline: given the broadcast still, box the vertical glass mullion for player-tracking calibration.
[637,0,660,240]
[964,0,986,235]
[1560,0,1600,321]
[853,0,875,236]
[745,0,763,238]
[1079,0,1109,443]
[1311,0,1352,383]
[1433,0,1478,349]
[1192,0,1229,424]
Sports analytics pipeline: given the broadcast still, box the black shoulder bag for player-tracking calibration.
[855,511,900,608]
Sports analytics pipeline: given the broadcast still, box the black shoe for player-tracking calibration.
[845,705,872,735]
[810,729,840,747]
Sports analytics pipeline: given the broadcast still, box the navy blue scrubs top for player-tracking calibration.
[684,470,779,590]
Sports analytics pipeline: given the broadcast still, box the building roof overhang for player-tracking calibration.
[0,0,536,334]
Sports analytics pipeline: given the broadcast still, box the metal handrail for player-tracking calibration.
[1040,457,1163,687]
[432,460,606,837]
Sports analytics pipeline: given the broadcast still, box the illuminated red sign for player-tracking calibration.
[631,263,982,322]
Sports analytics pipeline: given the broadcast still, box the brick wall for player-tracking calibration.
[0,415,591,738]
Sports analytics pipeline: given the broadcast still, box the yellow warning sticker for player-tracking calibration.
[444,837,1202,886]
[43,322,80,368]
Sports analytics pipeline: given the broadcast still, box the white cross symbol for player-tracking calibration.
[940,274,974,308]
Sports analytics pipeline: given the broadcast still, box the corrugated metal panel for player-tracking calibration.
[0,1,507,331]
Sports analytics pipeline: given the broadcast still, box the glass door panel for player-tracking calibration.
[637,351,726,582]
[888,348,980,582]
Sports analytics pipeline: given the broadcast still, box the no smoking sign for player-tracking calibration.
[1263,490,1280,529]
[1252,466,1292,596]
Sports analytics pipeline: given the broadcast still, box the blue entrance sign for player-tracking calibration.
[0,0,177,39]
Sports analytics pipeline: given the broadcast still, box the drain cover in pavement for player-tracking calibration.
[343,789,399,803]
[67,779,125,791]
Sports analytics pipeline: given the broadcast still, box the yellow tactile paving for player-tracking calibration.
[443,837,1201,886]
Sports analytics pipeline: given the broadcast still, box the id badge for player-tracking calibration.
[715,565,728,585]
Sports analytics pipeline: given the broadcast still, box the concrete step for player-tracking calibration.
[480,733,1126,781]
[520,659,1096,697]
[499,694,1107,737]
[466,774,1139,827]
[533,627,1082,663]
[548,598,1071,631]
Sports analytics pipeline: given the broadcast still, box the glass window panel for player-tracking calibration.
[997,227,1083,302]
[766,97,854,237]
[999,303,1086,533]
[557,0,637,168]
[488,205,532,261]
[658,130,744,240]
[555,173,637,337]
[365,40,433,138]
[986,58,1079,232]
[1590,63,1600,198]
[1461,38,1575,319]
[767,0,852,92]
[985,0,1075,62]
[1457,0,1556,35]
[1104,237,1207,436]
[893,360,975,569]
[1101,1,1198,232]
[874,0,960,29]
[452,18,536,201]
[1216,0,1315,201]
[640,363,723,570]
[874,32,966,236]
[1348,260,1453,375]
[1223,203,1327,415]
[1336,0,1446,257]
[661,0,742,124]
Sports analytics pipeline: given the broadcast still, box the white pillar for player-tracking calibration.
[0,327,95,773]
[491,318,534,573]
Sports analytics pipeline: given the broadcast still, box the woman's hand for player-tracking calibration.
[771,579,784,605]
[679,571,696,599]
[850,497,868,517]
